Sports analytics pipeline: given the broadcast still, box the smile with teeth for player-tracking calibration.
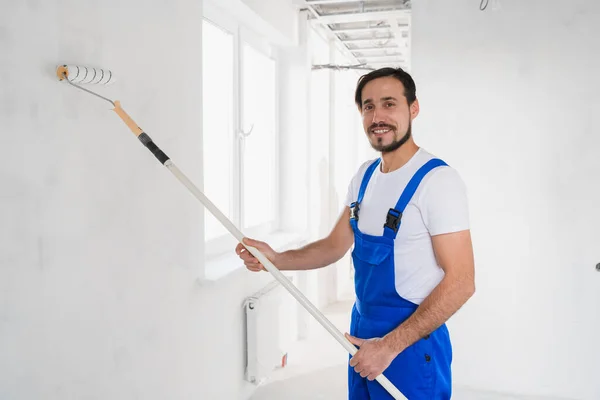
[372,127,392,135]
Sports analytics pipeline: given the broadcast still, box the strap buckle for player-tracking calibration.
[350,202,360,220]
[384,208,402,232]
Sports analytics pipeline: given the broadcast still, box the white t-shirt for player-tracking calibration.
[344,147,470,304]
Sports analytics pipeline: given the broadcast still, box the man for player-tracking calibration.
[235,67,475,399]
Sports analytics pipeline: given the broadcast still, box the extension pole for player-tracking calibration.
[127,113,407,400]
[57,65,407,400]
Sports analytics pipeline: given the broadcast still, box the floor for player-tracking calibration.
[250,292,567,400]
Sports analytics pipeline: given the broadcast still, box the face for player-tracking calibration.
[359,76,419,153]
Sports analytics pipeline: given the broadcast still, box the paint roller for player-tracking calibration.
[56,64,407,400]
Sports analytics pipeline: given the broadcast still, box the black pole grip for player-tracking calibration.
[138,132,170,165]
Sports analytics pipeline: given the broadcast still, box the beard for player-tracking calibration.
[368,119,412,153]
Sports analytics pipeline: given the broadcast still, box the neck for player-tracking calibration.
[380,140,419,173]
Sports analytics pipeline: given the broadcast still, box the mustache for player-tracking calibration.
[369,123,396,132]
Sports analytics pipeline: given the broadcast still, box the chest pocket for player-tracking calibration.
[352,233,394,266]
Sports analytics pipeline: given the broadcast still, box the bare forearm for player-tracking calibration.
[383,273,475,353]
[275,238,345,271]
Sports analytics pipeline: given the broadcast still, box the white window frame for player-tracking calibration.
[202,3,280,259]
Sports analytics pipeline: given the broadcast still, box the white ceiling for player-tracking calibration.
[296,0,411,70]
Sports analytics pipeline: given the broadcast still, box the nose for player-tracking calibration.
[371,106,384,124]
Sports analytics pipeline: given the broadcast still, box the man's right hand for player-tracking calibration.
[235,237,279,272]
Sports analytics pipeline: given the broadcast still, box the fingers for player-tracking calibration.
[236,239,259,261]
[239,248,257,263]
[246,264,265,272]
[351,356,380,381]
[349,348,370,379]
[348,341,383,381]
[243,255,264,272]
[245,258,265,271]
[345,333,364,347]
[236,238,264,272]
[351,359,372,379]
[235,242,246,255]
[243,237,265,249]
[349,356,367,378]
[236,237,273,273]
[348,347,361,368]
[236,237,260,251]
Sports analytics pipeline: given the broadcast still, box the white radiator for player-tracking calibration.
[244,276,296,385]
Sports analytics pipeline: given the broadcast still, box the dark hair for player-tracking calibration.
[354,67,417,108]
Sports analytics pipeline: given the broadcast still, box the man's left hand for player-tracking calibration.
[345,332,399,381]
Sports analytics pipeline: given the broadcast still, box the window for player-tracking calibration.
[202,12,279,258]
[241,42,277,232]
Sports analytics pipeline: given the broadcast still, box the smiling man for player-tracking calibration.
[235,67,475,400]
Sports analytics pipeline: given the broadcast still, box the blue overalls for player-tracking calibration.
[348,158,453,400]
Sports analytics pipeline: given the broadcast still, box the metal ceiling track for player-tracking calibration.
[298,0,412,71]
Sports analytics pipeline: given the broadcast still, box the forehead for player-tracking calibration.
[361,76,406,103]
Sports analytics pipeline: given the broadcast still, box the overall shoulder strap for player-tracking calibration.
[350,158,381,223]
[383,158,448,239]
[357,158,381,204]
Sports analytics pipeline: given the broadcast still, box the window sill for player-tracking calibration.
[200,229,309,283]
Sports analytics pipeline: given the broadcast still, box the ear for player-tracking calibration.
[410,98,420,120]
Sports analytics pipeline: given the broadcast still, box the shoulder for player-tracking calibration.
[415,150,467,195]
[423,165,467,193]
[344,158,380,206]
[351,158,380,182]
[414,152,470,235]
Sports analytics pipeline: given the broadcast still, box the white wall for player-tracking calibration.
[412,1,600,399]
[242,0,298,45]
[0,0,301,399]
